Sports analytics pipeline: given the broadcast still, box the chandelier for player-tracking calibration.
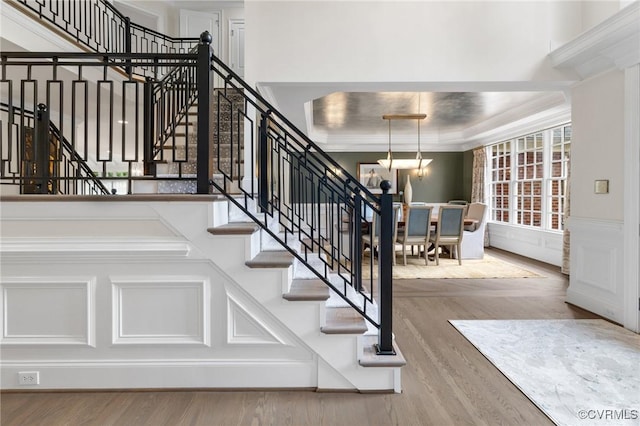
[377,113,433,171]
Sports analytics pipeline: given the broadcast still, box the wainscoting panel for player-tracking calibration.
[111,277,210,346]
[487,223,563,266]
[227,295,284,345]
[0,200,322,390]
[0,277,95,346]
[566,217,624,323]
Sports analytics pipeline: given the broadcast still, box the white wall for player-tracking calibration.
[245,1,583,86]
[117,0,178,35]
[571,70,625,221]
[117,0,244,66]
[566,70,627,325]
[581,0,627,30]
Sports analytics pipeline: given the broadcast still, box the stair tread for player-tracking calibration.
[321,307,368,335]
[283,279,330,301]
[246,250,294,268]
[208,223,260,235]
[358,335,407,367]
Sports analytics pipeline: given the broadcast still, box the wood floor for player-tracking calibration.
[0,248,600,426]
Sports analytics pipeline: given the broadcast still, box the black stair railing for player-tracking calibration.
[1,51,201,194]
[11,0,199,79]
[197,35,396,354]
[145,47,199,169]
[0,102,110,195]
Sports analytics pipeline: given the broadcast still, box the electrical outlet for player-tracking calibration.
[18,371,39,385]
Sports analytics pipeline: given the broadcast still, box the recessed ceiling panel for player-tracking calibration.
[312,91,545,134]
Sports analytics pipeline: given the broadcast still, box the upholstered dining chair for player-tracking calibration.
[448,199,469,218]
[461,203,488,259]
[396,205,433,265]
[362,204,401,266]
[429,205,465,265]
[464,203,487,232]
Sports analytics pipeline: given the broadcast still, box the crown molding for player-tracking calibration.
[462,105,572,151]
[549,1,640,78]
[461,92,570,148]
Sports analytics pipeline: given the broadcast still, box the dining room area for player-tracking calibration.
[330,137,491,275]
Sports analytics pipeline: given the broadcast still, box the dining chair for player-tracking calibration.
[448,199,469,218]
[362,204,401,266]
[396,205,433,265]
[461,203,488,259]
[429,205,465,265]
[464,203,487,231]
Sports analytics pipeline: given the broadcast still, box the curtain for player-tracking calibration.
[471,147,489,246]
[561,153,571,275]
[471,147,486,203]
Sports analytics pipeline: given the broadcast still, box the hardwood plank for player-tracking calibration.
[0,248,601,425]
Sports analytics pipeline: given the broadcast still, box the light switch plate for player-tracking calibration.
[594,180,609,194]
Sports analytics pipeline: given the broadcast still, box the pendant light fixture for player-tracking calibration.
[377,113,433,171]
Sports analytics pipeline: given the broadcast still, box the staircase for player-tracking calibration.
[155,88,245,195]
[0,0,406,392]
[206,202,406,392]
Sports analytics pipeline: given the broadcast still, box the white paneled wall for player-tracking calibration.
[566,217,625,324]
[0,201,316,390]
[488,222,563,267]
[1,277,96,347]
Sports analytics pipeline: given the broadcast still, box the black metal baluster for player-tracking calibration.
[143,77,155,176]
[34,103,50,194]
[258,111,270,212]
[353,194,363,292]
[124,17,132,74]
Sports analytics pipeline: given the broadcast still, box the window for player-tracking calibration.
[488,124,571,232]
[489,141,511,223]
[548,126,571,231]
[515,133,543,227]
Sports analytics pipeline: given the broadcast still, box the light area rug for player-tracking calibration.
[362,253,541,279]
[450,319,640,426]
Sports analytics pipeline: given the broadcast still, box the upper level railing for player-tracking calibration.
[149,46,199,165]
[11,0,199,79]
[0,51,200,195]
[0,102,110,195]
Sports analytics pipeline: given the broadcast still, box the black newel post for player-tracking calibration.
[35,103,50,194]
[258,111,270,212]
[376,179,395,355]
[143,77,155,176]
[196,31,213,194]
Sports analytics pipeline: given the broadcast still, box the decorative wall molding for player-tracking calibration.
[0,200,387,391]
[549,1,640,78]
[487,223,563,266]
[0,238,190,261]
[227,295,285,345]
[111,276,210,346]
[0,277,96,346]
[566,216,625,324]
